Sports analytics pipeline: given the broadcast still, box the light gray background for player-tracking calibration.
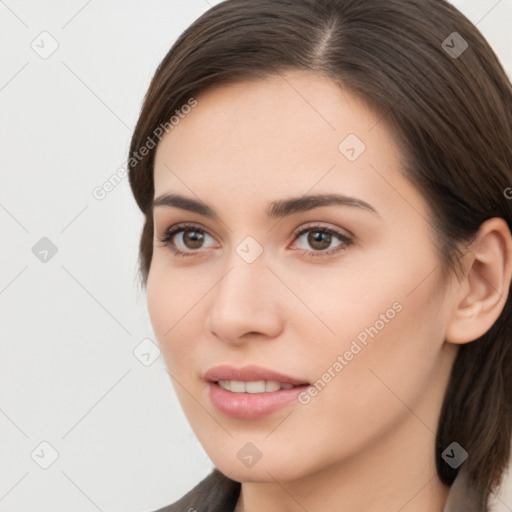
[1,1,511,511]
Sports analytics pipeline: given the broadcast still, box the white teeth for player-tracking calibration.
[217,380,298,393]
[230,381,246,393]
[265,381,281,392]
[246,381,266,393]
[218,380,231,391]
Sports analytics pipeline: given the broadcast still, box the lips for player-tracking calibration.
[204,364,310,420]
[204,364,309,387]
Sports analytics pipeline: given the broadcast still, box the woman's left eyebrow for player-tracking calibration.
[152,192,380,219]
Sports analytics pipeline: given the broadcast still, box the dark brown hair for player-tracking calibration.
[128,0,512,507]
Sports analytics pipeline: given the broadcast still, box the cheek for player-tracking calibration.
[146,266,198,372]
[301,260,447,436]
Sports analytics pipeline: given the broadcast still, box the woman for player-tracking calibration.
[127,0,512,510]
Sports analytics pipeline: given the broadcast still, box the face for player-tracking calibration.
[147,71,459,482]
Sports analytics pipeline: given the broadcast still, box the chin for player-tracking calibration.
[210,449,315,484]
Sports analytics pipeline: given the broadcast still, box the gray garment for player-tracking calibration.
[153,465,486,512]
[442,465,487,512]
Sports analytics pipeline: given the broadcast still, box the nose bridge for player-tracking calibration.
[214,246,268,314]
[206,242,281,341]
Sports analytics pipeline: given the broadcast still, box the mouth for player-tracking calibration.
[216,380,304,393]
[204,364,309,387]
[204,365,310,419]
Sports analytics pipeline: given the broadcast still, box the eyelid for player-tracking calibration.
[292,221,353,239]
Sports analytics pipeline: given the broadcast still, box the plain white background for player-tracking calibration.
[1,1,511,511]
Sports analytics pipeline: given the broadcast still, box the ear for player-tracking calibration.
[445,217,512,345]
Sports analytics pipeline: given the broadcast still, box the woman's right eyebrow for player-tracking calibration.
[152,192,380,219]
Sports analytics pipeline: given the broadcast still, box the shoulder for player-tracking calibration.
[151,468,241,512]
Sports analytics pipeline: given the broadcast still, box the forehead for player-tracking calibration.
[152,70,427,223]
[155,70,382,166]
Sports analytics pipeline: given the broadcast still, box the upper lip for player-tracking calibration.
[204,364,309,386]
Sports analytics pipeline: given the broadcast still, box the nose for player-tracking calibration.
[205,251,283,345]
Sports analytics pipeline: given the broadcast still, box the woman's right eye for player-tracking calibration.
[156,223,217,258]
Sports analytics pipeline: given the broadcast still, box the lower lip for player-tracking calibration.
[208,382,309,420]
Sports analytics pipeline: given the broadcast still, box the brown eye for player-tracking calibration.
[306,230,332,251]
[292,224,353,257]
[179,229,205,249]
[157,223,217,257]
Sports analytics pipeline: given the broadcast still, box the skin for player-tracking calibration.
[147,70,512,512]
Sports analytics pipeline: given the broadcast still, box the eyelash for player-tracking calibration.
[156,222,354,259]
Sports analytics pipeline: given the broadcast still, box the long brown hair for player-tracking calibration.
[128,0,512,507]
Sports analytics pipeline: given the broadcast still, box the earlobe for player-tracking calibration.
[445,217,512,345]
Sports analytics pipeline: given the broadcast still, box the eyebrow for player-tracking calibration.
[152,192,379,219]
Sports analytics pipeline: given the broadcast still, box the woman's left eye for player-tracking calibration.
[156,223,353,258]
[291,225,353,257]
